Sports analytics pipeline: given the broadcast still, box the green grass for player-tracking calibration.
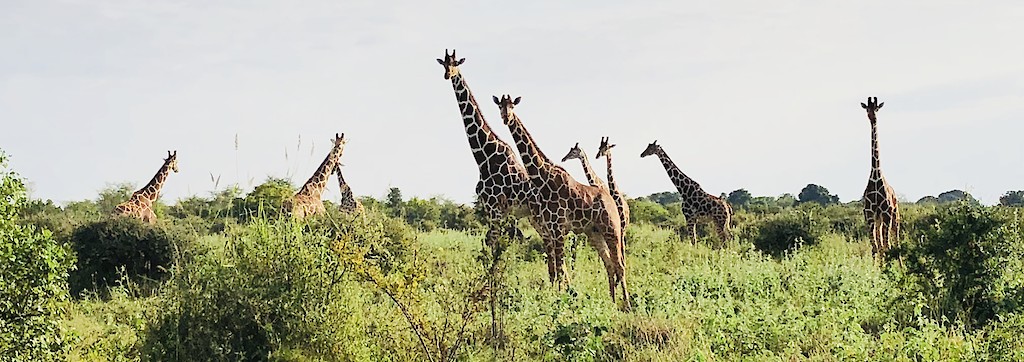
[61,221,1004,361]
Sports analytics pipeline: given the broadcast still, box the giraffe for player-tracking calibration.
[436,50,535,257]
[560,142,606,188]
[112,151,179,224]
[334,163,364,214]
[641,141,732,243]
[860,96,900,263]
[596,137,631,248]
[284,133,346,219]
[494,94,629,308]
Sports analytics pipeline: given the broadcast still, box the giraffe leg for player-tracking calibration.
[604,226,631,311]
[546,225,568,290]
[587,232,618,302]
[690,222,698,245]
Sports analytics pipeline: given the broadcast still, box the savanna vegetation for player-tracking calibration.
[3,149,1024,361]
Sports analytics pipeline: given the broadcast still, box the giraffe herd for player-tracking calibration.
[109,48,902,308]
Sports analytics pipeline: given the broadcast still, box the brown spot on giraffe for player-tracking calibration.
[285,133,346,219]
[641,141,732,243]
[495,94,630,309]
[112,150,178,224]
[860,96,900,264]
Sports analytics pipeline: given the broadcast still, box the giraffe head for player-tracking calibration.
[165,150,179,173]
[560,142,585,162]
[860,96,884,121]
[436,49,465,80]
[640,140,660,158]
[332,133,346,149]
[492,94,521,125]
[596,137,616,159]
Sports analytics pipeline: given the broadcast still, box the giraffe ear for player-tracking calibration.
[513,96,521,105]
[456,58,465,65]
[436,58,444,65]
[492,96,500,105]
[860,102,868,109]
[877,102,884,109]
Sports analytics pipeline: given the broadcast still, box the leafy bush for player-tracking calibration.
[896,203,1024,329]
[745,209,829,257]
[69,217,186,296]
[0,151,74,361]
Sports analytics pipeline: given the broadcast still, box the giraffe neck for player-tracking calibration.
[870,119,881,172]
[449,72,505,168]
[503,111,555,177]
[335,165,357,202]
[603,152,620,195]
[298,142,344,198]
[135,159,174,201]
[655,148,705,196]
[574,151,604,187]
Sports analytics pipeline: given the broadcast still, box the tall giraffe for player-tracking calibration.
[334,163,364,214]
[860,96,900,263]
[596,137,630,247]
[112,151,178,224]
[641,141,732,243]
[436,50,534,253]
[494,95,629,307]
[285,133,346,219]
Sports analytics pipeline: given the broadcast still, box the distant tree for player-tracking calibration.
[937,190,979,205]
[797,184,839,206]
[385,187,404,217]
[916,196,940,205]
[999,190,1024,207]
[96,182,136,213]
[777,193,798,208]
[239,177,294,218]
[644,191,681,206]
[727,189,753,209]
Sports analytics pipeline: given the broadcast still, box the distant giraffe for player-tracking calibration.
[560,142,606,188]
[596,137,630,246]
[495,94,629,308]
[860,96,900,263]
[436,50,535,253]
[285,133,346,219]
[641,141,732,243]
[112,151,178,224]
[334,163,364,214]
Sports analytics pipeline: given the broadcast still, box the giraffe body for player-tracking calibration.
[112,151,179,224]
[437,50,533,251]
[860,97,900,263]
[335,164,364,214]
[496,95,629,308]
[641,142,731,243]
[286,133,347,219]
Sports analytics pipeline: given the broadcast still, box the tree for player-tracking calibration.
[0,151,73,360]
[916,196,940,205]
[385,187,404,218]
[797,184,839,206]
[727,189,753,209]
[239,177,295,218]
[999,191,1024,207]
[937,190,979,205]
[644,191,681,206]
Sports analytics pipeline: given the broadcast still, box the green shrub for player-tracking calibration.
[745,209,829,257]
[69,217,186,296]
[896,203,1024,330]
[0,151,74,361]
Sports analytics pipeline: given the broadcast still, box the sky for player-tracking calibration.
[1,0,1023,206]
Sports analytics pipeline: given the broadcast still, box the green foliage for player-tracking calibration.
[69,217,186,296]
[626,198,672,225]
[928,189,980,205]
[896,203,1024,330]
[797,183,840,206]
[745,208,829,257]
[642,191,681,206]
[238,177,295,220]
[144,218,359,361]
[0,151,74,361]
[1000,191,1024,207]
[726,189,752,209]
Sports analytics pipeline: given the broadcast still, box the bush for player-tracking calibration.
[69,217,186,296]
[896,203,1024,329]
[746,209,829,257]
[0,152,74,361]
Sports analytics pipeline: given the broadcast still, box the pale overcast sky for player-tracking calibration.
[1,1,1022,205]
